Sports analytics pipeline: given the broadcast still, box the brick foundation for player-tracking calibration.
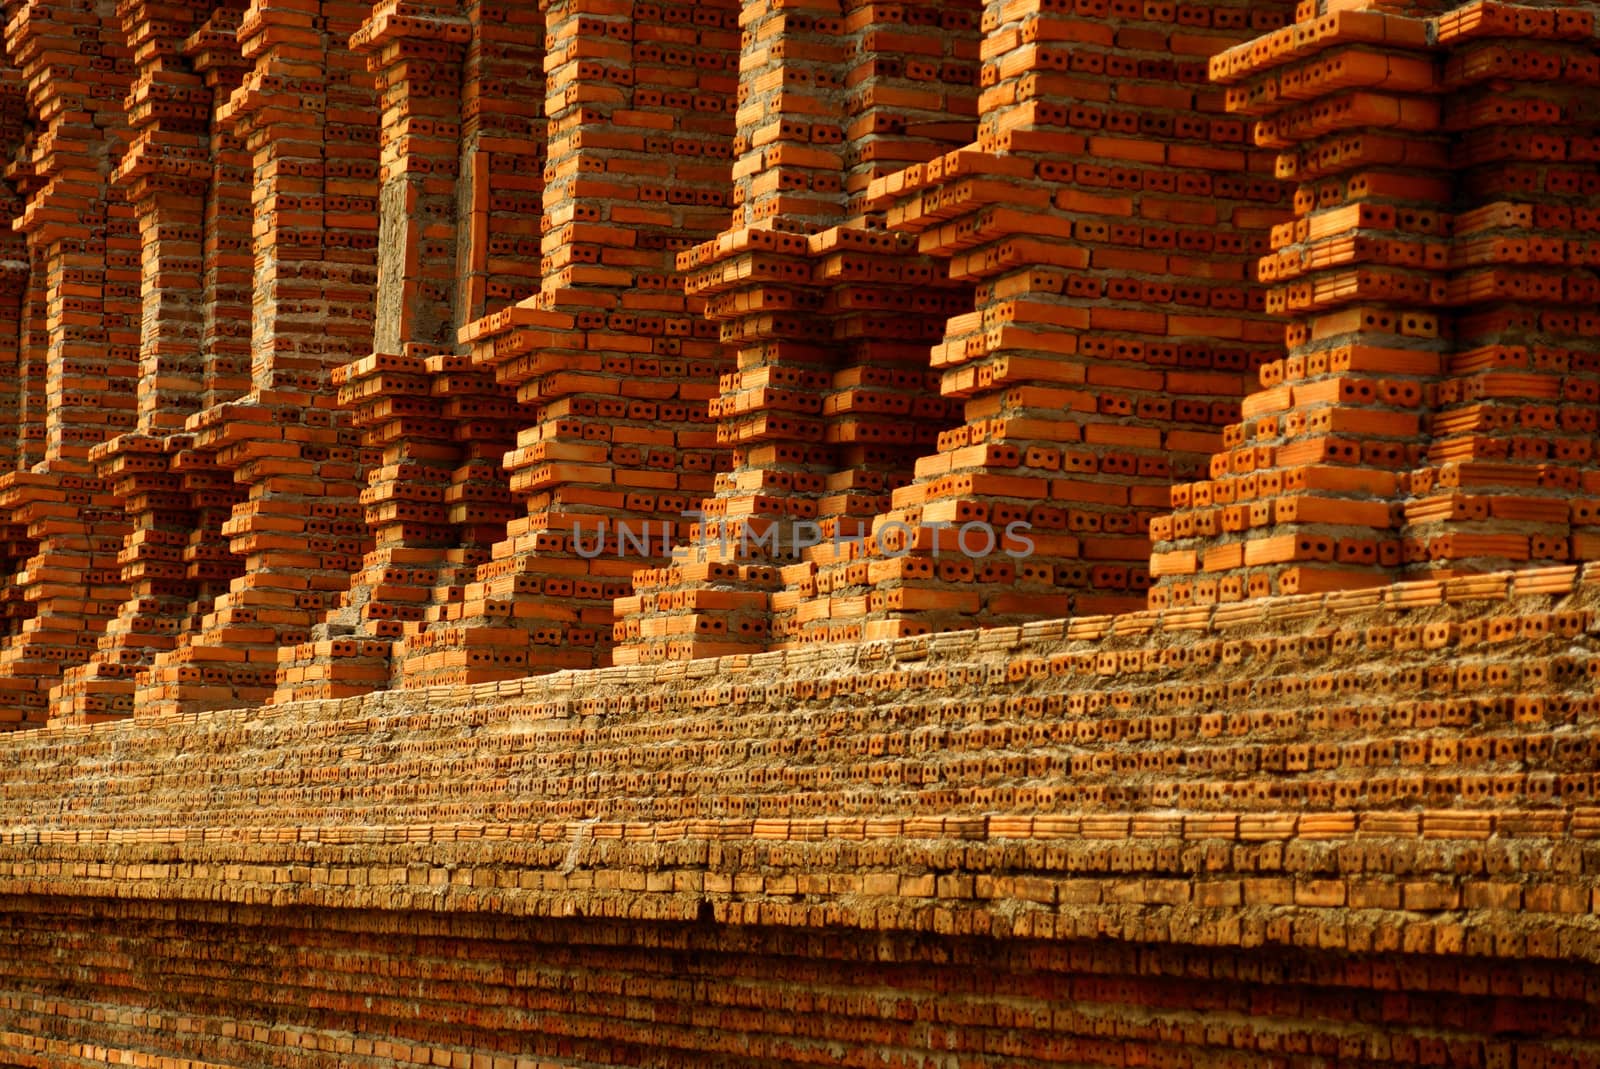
[2,566,1600,1061]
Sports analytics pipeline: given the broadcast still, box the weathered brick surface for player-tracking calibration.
[0,0,1585,714]
[4,902,1598,1068]
[3,567,1600,1061]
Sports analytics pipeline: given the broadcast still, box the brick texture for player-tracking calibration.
[0,0,1590,1060]
[0,565,1598,1061]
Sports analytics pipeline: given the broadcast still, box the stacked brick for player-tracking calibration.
[1415,3,1600,574]
[274,1,546,701]
[4,566,1600,1064]
[701,0,1296,648]
[0,0,1594,719]
[0,0,138,726]
[613,0,979,664]
[1149,5,1443,607]
[272,0,482,702]
[179,5,253,625]
[620,234,968,663]
[454,0,545,322]
[609,0,829,666]
[130,0,382,717]
[8,903,1600,1068]
[276,347,522,701]
[361,0,467,354]
[188,3,254,414]
[1149,0,1600,610]
[5,244,45,474]
[49,0,254,725]
[396,0,739,688]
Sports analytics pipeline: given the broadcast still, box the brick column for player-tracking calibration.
[771,0,1292,644]
[614,0,981,663]
[397,0,739,689]
[0,66,27,475]
[1147,6,1443,608]
[182,7,253,628]
[454,0,544,322]
[133,0,381,717]
[1408,6,1600,575]
[9,240,46,472]
[1149,1,1600,608]
[273,0,483,702]
[611,0,847,665]
[0,0,137,728]
[50,0,239,726]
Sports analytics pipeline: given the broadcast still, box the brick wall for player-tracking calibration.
[0,901,1595,1067]
[1,563,1600,1060]
[0,0,1592,1058]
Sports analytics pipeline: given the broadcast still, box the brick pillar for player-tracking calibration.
[0,65,34,656]
[51,0,236,726]
[610,0,848,666]
[772,0,980,647]
[0,0,137,728]
[182,7,253,628]
[1148,2,1600,608]
[614,0,981,663]
[1147,6,1443,608]
[1407,6,1600,575]
[282,0,546,701]
[11,241,46,472]
[454,0,545,322]
[273,1,486,702]
[190,7,254,412]
[133,0,380,717]
[759,0,1293,645]
[0,66,27,475]
[397,0,739,689]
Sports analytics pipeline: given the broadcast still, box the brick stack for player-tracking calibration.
[1149,0,1600,610]
[179,6,253,631]
[609,0,848,666]
[6,562,1600,1065]
[1412,2,1600,575]
[0,145,44,634]
[1148,5,1443,608]
[360,0,467,353]
[131,0,382,717]
[837,0,984,217]
[276,347,522,701]
[755,0,1294,645]
[49,0,240,726]
[396,0,739,688]
[272,0,479,702]
[116,0,214,435]
[613,0,978,664]
[6,250,45,473]
[0,0,138,726]
[187,4,254,413]
[619,231,967,663]
[315,0,547,695]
